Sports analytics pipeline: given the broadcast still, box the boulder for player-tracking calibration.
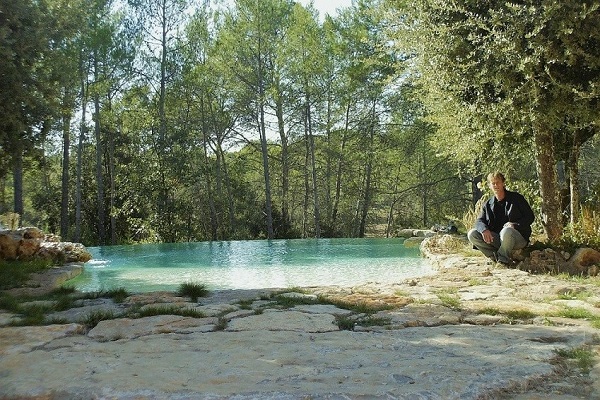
[397,229,414,238]
[0,231,19,259]
[0,227,91,263]
[568,248,600,276]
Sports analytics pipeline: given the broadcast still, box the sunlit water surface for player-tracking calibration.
[70,238,434,293]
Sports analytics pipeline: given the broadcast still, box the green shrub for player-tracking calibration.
[556,307,595,320]
[177,282,209,302]
[136,305,205,318]
[437,293,461,310]
[504,309,536,320]
[81,310,116,330]
[0,259,54,290]
[555,347,595,373]
[104,287,130,303]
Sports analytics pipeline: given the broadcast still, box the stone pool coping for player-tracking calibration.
[1,251,600,399]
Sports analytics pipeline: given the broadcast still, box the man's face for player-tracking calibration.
[488,177,505,195]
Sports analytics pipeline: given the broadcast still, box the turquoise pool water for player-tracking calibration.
[70,238,433,293]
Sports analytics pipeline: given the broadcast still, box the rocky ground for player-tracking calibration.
[1,237,600,399]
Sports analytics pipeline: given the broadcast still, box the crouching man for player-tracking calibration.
[467,172,535,266]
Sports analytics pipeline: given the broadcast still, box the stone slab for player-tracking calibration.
[0,324,593,399]
[226,309,339,332]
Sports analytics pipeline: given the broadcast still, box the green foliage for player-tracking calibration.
[555,347,595,373]
[3,0,599,247]
[0,259,54,290]
[555,307,596,321]
[177,282,209,302]
[563,206,600,251]
[270,294,320,309]
[335,314,392,331]
[504,309,536,321]
[102,288,130,304]
[81,310,116,330]
[479,307,501,316]
[436,293,461,311]
[0,213,20,230]
[135,306,205,318]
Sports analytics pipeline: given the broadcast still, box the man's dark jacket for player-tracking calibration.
[474,190,535,241]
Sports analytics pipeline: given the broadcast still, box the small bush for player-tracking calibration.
[0,259,54,290]
[504,309,536,320]
[320,297,394,314]
[177,282,209,302]
[136,305,205,318]
[556,307,595,320]
[336,315,356,331]
[555,347,595,373]
[479,307,501,316]
[271,293,319,308]
[81,310,116,330]
[214,317,228,331]
[437,293,461,310]
[104,287,130,303]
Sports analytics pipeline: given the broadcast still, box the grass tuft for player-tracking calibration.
[555,347,595,373]
[81,310,116,330]
[0,259,54,290]
[178,282,209,302]
[504,309,537,320]
[135,305,205,318]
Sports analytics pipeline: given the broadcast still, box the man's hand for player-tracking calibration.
[482,229,493,244]
[503,222,516,229]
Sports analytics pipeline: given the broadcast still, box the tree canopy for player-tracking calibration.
[1,0,599,246]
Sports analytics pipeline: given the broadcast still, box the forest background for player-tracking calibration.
[1,0,599,247]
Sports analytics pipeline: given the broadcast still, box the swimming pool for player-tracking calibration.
[69,237,433,293]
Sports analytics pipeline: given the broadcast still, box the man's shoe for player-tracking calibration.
[497,259,517,268]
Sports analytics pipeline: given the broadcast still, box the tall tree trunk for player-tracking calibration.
[201,97,218,241]
[75,76,87,243]
[332,103,351,226]
[275,89,290,234]
[568,129,581,226]
[358,157,373,238]
[302,130,310,238]
[259,106,274,239]
[533,127,563,241]
[13,141,23,223]
[306,95,321,238]
[358,103,376,238]
[61,111,71,239]
[109,126,116,245]
[421,146,428,228]
[94,56,106,245]
[257,31,273,239]
[216,140,236,236]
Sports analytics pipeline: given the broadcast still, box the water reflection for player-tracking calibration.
[70,238,433,292]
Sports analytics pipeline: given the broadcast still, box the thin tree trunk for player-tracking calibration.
[94,56,106,245]
[257,28,273,239]
[358,103,376,238]
[332,103,351,226]
[61,111,71,239]
[216,141,236,236]
[109,126,116,245]
[303,130,310,238]
[13,141,23,223]
[421,146,428,228]
[75,77,87,243]
[201,97,218,241]
[306,95,321,238]
[569,129,581,226]
[275,89,290,234]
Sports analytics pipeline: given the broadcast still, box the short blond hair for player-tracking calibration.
[487,171,506,183]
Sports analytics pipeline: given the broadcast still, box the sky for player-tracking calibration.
[297,0,354,19]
